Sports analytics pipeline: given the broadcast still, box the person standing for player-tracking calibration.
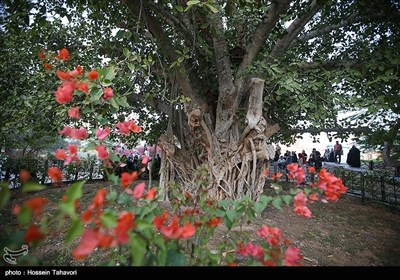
[347,145,361,168]
[334,141,343,163]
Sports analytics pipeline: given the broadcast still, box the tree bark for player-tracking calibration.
[159,78,275,201]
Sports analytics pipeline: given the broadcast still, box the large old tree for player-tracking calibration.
[1,0,399,198]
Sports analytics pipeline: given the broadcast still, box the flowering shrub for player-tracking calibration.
[0,49,348,266]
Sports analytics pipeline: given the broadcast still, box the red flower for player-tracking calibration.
[238,242,264,260]
[153,211,168,230]
[56,70,71,81]
[103,87,113,99]
[37,52,46,61]
[133,182,145,199]
[24,224,45,243]
[19,169,30,183]
[67,144,78,155]
[294,205,312,218]
[92,188,107,210]
[58,48,70,61]
[127,121,142,133]
[70,128,88,140]
[257,225,282,246]
[71,65,84,76]
[308,166,316,173]
[145,188,157,200]
[95,127,110,141]
[25,197,47,217]
[206,217,223,227]
[55,149,67,160]
[98,233,114,248]
[55,82,74,104]
[120,172,133,189]
[68,107,80,119]
[284,247,302,266]
[44,63,53,70]
[317,169,348,202]
[87,70,98,81]
[95,145,109,160]
[72,229,99,260]
[114,211,135,244]
[180,222,196,239]
[76,82,89,93]
[81,209,94,224]
[47,167,63,182]
[59,125,72,137]
[141,156,150,165]
[309,193,318,201]
[263,169,269,177]
[116,122,130,136]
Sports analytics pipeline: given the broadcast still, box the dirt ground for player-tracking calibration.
[1,181,399,266]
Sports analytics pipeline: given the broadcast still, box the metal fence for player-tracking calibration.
[332,166,400,209]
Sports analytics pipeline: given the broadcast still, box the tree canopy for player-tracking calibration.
[1,0,399,197]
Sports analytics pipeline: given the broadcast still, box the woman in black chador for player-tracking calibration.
[346,145,361,168]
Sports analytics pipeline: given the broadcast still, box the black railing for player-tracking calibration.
[332,166,400,209]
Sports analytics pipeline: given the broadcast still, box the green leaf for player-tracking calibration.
[59,201,76,219]
[65,180,86,202]
[223,216,233,230]
[0,183,11,208]
[130,234,147,266]
[118,96,130,108]
[103,66,116,81]
[106,190,118,202]
[226,209,237,222]
[166,250,186,266]
[205,3,219,13]
[128,64,136,71]
[65,220,84,245]
[259,195,273,206]
[176,5,184,12]
[218,199,231,210]
[185,0,200,11]
[18,206,32,225]
[86,142,97,151]
[101,212,117,228]
[282,195,292,205]
[135,220,153,232]
[272,197,282,210]
[110,97,119,109]
[22,182,46,193]
[123,48,130,58]
[118,193,131,205]
[254,201,267,214]
[108,174,119,185]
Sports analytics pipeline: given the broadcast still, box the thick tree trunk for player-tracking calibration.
[159,78,276,201]
[382,141,394,166]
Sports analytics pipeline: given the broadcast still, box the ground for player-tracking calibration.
[1,180,399,266]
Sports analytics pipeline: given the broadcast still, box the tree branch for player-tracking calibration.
[207,1,236,130]
[268,0,325,60]
[236,0,292,80]
[289,12,359,48]
[122,0,200,107]
[280,126,371,135]
[126,92,172,116]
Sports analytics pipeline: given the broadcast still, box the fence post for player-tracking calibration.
[380,176,386,203]
[89,161,94,181]
[369,161,374,170]
[361,173,365,205]
[395,165,400,177]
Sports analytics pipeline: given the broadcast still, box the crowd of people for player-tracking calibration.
[273,141,361,172]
